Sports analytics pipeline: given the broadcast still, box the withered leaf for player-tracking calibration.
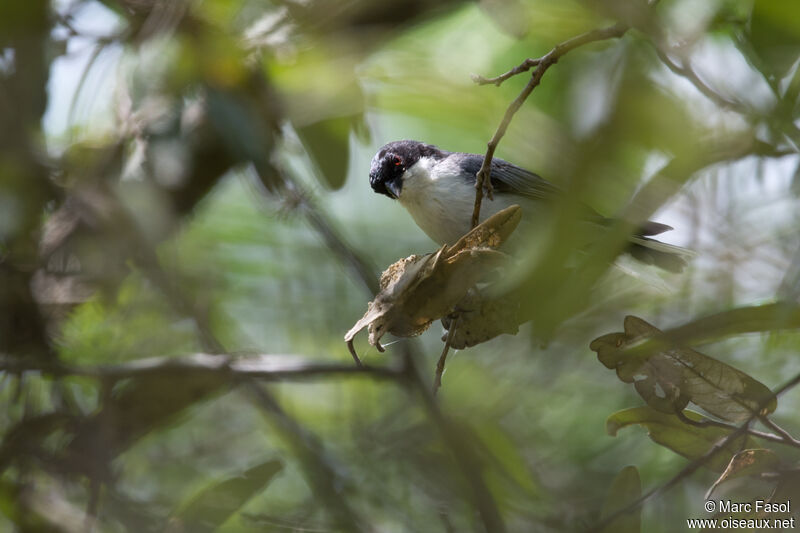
[345,206,521,358]
[590,316,776,423]
[706,449,781,500]
[441,288,520,349]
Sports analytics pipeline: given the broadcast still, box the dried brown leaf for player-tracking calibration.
[591,316,776,422]
[345,206,521,356]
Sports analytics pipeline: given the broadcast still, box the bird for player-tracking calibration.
[368,139,691,272]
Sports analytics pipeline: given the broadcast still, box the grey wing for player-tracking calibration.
[489,158,562,201]
[453,153,562,201]
[459,153,674,237]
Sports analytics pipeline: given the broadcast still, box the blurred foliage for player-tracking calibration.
[1,0,800,532]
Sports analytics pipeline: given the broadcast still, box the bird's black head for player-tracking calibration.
[369,140,446,199]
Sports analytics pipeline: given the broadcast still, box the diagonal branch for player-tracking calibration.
[245,381,368,533]
[653,47,751,114]
[470,23,628,228]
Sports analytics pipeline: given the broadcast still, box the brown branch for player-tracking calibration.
[587,371,800,532]
[470,23,628,229]
[433,315,459,396]
[471,58,541,86]
[758,416,800,448]
[0,353,400,382]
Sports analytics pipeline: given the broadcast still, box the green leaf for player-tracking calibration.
[205,87,274,174]
[600,465,641,533]
[473,420,541,499]
[599,303,800,362]
[606,407,752,472]
[68,372,230,458]
[591,315,777,422]
[167,459,283,533]
[706,449,781,499]
[749,0,800,77]
[296,115,353,190]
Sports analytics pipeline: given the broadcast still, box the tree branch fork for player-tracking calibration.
[469,23,628,229]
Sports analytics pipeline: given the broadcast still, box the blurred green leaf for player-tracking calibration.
[0,477,84,533]
[0,413,75,473]
[205,87,273,171]
[748,0,800,77]
[606,407,753,471]
[474,420,541,499]
[167,459,283,533]
[769,471,800,518]
[296,116,353,190]
[68,372,230,459]
[591,315,778,422]
[599,465,641,533]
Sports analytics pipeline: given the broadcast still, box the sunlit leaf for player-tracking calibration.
[606,407,753,471]
[591,315,777,422]
[600,465,641,533]
[167,459,283,533]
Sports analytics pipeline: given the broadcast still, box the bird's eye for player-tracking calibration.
[393,156,402,166]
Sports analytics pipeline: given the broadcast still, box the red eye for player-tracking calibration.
[393,156,402,166]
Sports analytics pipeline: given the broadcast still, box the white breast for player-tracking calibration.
[397,157,517,245]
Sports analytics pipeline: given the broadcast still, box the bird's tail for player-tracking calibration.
[626,235,694,273]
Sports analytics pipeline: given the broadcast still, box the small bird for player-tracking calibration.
[369,140,690,272]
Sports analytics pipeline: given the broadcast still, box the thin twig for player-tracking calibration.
[675,409,800,449]
[347,339,364,367]
[274,176,380,297]
[758,416,800,448]
[433,316,459,396]
[654,47,750,114]
[470,23,628,229]
[471,58,541,86]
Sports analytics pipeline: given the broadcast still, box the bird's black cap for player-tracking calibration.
[369,140,446,199]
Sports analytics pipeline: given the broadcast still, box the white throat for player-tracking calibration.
[396,156,510,245]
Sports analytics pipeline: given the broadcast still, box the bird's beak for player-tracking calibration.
[385,177,402,199]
